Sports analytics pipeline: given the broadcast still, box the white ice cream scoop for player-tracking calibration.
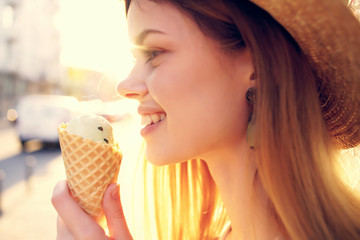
[66,114,114,144]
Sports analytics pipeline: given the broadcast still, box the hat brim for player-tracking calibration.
[251,0,360,148]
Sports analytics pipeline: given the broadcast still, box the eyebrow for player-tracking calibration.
[134,29,165,45]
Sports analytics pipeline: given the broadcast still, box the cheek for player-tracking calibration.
[149,61,198,96]
[195,89,249,148]
[149,75,248,163]
[144,50,251,163]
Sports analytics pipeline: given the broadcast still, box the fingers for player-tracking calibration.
[103,183,133,240]
[52,180,107,240]
[56,215,75,240]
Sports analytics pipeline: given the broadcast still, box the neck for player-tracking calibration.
[203,141,282,240]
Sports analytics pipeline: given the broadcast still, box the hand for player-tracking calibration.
[52,180,133,240]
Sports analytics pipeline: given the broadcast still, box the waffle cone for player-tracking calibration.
[58,123,122,223]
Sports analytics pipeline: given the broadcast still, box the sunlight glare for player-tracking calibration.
[57,0,133,77]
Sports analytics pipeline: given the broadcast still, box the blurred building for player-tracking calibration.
[0,0,64,120]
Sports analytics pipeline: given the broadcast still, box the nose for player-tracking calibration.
[117,73,148,100]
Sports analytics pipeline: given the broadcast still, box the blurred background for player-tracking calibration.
[0,0,142,239]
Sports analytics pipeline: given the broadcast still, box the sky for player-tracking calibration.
[56,0,133,76]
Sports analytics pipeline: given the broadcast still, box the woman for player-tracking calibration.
[52,0,360,239]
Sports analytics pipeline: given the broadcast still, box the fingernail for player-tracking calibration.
[111,184,120,200]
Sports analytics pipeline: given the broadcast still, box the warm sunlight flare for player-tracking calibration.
[57,0,133,77]
[56,2,144,238]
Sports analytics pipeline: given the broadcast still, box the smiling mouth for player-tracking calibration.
[141,113,166,127]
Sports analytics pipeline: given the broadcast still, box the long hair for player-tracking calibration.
[124,0,360,239]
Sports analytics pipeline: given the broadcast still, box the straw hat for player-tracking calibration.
[250,0,360,149]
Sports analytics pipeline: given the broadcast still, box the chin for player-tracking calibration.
[145,148,189,167]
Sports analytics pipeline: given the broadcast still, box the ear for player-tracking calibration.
[249,71,257,88]
[250,72,256,81]
[247,52,256,88]
[234,48,256,88]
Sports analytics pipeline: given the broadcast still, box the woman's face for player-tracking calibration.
[118,0,254,165]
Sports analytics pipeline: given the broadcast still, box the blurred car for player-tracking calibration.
[15,94,79,148]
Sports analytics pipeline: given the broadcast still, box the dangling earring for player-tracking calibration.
[246,87,256,149]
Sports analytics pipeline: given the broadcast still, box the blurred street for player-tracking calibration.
[0,113,142,240]
[0,124,63,239]
[0,1,138,239]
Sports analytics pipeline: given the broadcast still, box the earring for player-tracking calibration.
[246,87,256,149]
[246,87,256,106]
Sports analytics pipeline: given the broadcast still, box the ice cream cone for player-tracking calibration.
[58,123,122,223]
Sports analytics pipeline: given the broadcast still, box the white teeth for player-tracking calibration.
[151,114,160,124]
[142,115,152,126]
[141,113,166,126]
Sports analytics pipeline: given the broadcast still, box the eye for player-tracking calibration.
[143,50,164,63]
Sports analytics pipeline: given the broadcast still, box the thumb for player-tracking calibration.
[103,183,132,240]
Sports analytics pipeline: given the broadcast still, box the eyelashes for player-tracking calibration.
[142,49,164,63]
[131,47,166,67]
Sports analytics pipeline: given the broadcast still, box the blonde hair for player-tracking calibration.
[252,14,360,239]
[124,0,360,239]
[144,158,230,239]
